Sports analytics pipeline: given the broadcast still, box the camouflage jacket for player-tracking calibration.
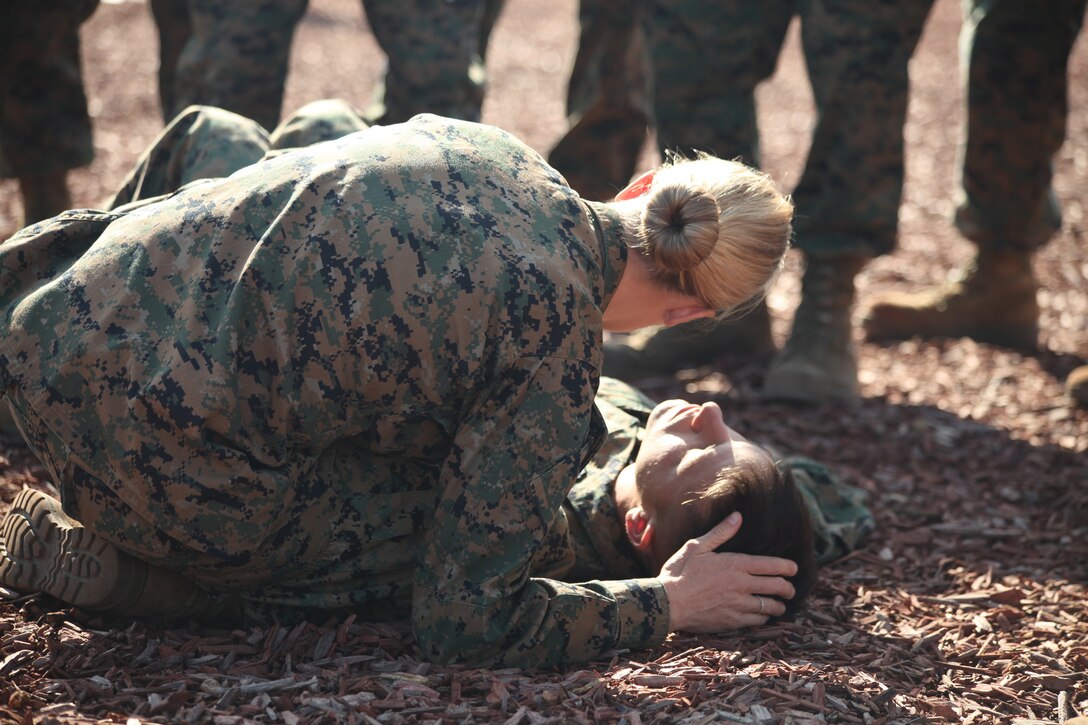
[0,115,675,668]
[534,378,652,584]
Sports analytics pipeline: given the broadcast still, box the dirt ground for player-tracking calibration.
[0,0,1085,723]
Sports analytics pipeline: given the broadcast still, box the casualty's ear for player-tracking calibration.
[663,305,715,328]
[624,507,655,552]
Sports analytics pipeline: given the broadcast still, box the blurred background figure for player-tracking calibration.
[605,0,936,405]
[363,0,505,124]
[0,0,100,435]
[547,0,652,202]
[861,0,1087,407]
[150,0,505,129]
[0,0,100,226]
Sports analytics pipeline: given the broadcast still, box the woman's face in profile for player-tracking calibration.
[635,399,771,511]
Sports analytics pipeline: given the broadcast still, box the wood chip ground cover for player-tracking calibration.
[0,0,1084,722]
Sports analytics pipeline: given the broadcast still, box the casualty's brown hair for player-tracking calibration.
[654,455,817,619]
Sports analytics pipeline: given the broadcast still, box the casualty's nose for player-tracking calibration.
[691,401,722,431]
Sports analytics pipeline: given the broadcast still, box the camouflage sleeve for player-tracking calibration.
[412,354,669,668]
[780,455,876,565]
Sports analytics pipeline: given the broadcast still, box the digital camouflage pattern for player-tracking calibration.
[530,377,651,585]
[642,0,934,257]
[770,453,874,565]
[150,0,501,130]
[0,106,687,668]
[150,0,308,130]
[956,0,1086,252]
[107,100,372,210]
[547,0,652,202]
[0,0,98,179]
[361,0,500,125]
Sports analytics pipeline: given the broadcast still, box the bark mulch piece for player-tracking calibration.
[1,0,1086,722]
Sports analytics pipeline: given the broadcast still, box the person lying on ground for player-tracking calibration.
[0,100,795,667]
[1,374,874,659]
[560,377,873,593]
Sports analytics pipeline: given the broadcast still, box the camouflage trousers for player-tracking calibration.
[0,101,490,624]
[108,99,370,209]
[150,0,503,130]
[6,100,392,622]
[547,0,653,201]
[956,0,1087,252]
[0,0,98,179]
[643,0,935,257]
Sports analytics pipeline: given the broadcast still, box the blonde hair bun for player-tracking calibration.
[641,185,721,273]
[628,154,793,315]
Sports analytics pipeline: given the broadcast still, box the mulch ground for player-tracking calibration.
[0,0,1085,723]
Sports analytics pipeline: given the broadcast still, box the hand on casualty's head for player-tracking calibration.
[657,512,798,633]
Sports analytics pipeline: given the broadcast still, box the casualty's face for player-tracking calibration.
[634,399,772,515]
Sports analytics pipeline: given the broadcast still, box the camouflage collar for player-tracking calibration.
[583,200,628,317]
[565,474,647,580]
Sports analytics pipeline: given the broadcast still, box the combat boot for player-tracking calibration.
[763,253,869,403]
[603,301,774,381]
[0,488,234,622]
[1067,366,1088,408]
[861,248,1039,350]
[18,171,71,226]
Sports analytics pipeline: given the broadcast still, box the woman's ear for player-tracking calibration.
[614,169,657,201]
[624,506,655,552]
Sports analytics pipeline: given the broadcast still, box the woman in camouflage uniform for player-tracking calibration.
[0,102,795,667]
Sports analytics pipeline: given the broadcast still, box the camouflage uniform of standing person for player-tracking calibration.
[862,0,1088,408]
[606,0,936,403]
[0,0,99,227]
[362,0,507,124]
[0,101,800,667]
[547,0,653,202]
[149,0,505,130]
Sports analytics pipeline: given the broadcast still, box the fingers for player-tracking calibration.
[689,519,800,583]
[739,553,799,578]
[752,575,796,602]
[750,594,788,619]
[692,511,742,551]
[679,610,773,633]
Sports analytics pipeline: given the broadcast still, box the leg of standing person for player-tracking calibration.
[0,0,99,227]
[0,0,99,436]
[762,0,935,402]
[158,0,309,130]
[478,0,506,58]
[148,0,192,123]
[547,0,653,202]
[362,0,500,124]
[645,0,793,168]
[602,0,792,381]
[862,0,1086,353]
